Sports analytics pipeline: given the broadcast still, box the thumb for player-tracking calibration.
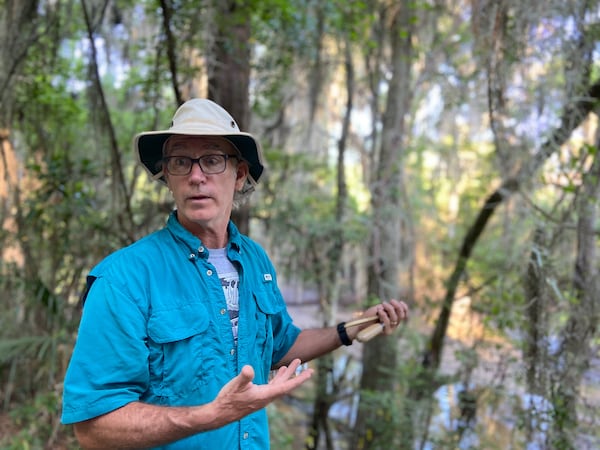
[240,364,255,381]
[230,365,255,392]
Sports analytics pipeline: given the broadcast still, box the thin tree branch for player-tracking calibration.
[80,0,134,241]
[159,0,183,105]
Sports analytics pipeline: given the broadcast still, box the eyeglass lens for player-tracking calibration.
[164,155,230,175]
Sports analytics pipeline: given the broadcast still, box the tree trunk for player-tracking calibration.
[207,0,252,234]
[550,140,600,449]
[353,2,414,448]
[305,35,354,450]
[524,227,549,396]
[0,0,46,291]
[0,0,39,122]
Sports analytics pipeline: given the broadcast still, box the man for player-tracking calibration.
[61,99,409,449]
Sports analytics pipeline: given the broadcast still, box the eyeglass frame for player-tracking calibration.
[161,154,240,176]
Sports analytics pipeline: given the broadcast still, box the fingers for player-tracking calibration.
[375,299,409,335]
[269,359,301,382]
[391,299,409,322]
[269,359,313,387]
[214,361,313,423]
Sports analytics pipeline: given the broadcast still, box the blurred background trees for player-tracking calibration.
[1,0,599,448]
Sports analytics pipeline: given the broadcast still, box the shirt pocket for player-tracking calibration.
[147,301,215,402]
[253,286,284,316]
[251,286,285,369]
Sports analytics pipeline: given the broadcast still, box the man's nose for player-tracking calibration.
[188,160,207,180]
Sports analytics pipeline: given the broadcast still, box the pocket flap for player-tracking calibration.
[148,301,210,343]
[253,287,285,315]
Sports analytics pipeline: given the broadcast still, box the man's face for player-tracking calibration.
[163,135,248,234]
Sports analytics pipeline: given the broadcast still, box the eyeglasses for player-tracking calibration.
[161,154,238,176]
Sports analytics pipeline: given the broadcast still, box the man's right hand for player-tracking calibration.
[210,359,313,427]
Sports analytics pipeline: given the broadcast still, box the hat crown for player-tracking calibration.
[171,99,240,134]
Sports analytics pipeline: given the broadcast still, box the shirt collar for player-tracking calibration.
[166,211,242,258]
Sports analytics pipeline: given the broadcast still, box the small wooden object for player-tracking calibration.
[344,315,385,343]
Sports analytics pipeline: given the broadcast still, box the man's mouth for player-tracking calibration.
[188,194,211,201]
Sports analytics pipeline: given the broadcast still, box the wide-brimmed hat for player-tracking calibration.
[134,99,264,183]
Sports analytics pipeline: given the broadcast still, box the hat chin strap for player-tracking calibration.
[152,170,165,181]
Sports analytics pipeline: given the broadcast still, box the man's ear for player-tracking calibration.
[235,162,249,189]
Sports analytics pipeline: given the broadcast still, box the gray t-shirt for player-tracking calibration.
[208,248,240,343]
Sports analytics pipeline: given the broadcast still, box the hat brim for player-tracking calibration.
[135,131,264,183]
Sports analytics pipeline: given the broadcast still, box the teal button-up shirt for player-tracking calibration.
[61,212,301,449]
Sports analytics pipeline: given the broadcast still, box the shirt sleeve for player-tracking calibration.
[61,276,150,424]
[270,302,301,364]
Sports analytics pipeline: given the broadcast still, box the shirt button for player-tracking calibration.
[220,308,226,315]
[230,348,235,356]
[243,432,249,440]
[206,269,213,276]
[198,246,205,253]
